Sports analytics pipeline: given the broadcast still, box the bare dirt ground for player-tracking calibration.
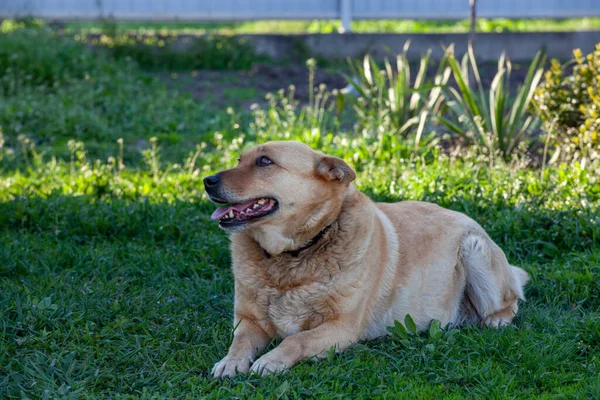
[159,63,348,110]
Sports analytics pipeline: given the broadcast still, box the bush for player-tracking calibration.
[532,45,600,165]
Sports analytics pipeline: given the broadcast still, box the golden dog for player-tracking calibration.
[205,141,529,377]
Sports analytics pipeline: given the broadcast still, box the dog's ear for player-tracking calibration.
[317,156,356,183]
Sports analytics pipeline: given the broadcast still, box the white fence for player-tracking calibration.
[2,0,600,31]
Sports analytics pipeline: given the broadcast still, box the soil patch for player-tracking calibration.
[158,63,348,110]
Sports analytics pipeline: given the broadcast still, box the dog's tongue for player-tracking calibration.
[210,199,258,220]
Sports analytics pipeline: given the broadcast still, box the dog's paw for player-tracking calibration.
[211,354,252,378]
[249,354,289,376]
[483,314,511,328]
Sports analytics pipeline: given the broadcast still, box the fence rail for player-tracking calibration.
[2,0,600,32]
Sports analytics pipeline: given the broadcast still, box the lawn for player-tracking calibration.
[1,23,599,399]
[63,17,600,35]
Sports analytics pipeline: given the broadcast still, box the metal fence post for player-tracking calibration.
[340,0,352,33]
[469,0,477,45]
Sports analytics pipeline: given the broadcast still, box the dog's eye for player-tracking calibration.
[256,156,273,167]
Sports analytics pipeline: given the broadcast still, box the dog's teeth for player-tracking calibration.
[228,210,234,218]
[257,199,266,205]
[245,208,252,213]
[253,204,260,209]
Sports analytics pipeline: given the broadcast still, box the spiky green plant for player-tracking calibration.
[437,44,545,161]
[345,41,451,151]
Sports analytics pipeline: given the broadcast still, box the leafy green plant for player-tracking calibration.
[438,44,545,162]
[345,42,451,151]
[532,45,600,166]
[386,315,458,349]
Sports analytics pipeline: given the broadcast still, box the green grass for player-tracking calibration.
[223,87,260,102]
[63,17,600,34]
[1,20,265,72]
[1,25,600,398]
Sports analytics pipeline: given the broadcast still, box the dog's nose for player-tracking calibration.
[203,174,221,189]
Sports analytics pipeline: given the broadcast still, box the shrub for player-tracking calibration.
[532,45,600,165]
[438,45,545,162]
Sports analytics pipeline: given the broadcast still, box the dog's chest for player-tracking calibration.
[260,284,329,338]
[238,246,346,338]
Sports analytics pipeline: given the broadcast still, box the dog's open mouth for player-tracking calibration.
[210,197,278,227]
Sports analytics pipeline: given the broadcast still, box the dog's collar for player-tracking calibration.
[262,223,335,259]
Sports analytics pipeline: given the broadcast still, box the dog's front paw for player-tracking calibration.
[249,353,289,376]
[211,354,253,378]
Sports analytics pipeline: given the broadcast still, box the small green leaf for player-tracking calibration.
[389,319,408,338]
[428,319,443,340]
[404,314,417,334]
[327,344,336,363]
[37,297,52,310]
[335,92,345,116]
[276,381,290,398]
[395,320,407,336]
[445,328,459,344]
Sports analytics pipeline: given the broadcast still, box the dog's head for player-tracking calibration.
[204,141,356,237]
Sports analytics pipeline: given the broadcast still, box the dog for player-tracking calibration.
[204,141,529,378]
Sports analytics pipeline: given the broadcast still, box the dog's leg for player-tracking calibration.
[460,234,528,327]
[483,301,519,327]
[250,320,359,376]
[212,315,273,378]
[483,265,529,327]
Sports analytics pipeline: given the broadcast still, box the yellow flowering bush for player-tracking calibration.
[533,45,600,163]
